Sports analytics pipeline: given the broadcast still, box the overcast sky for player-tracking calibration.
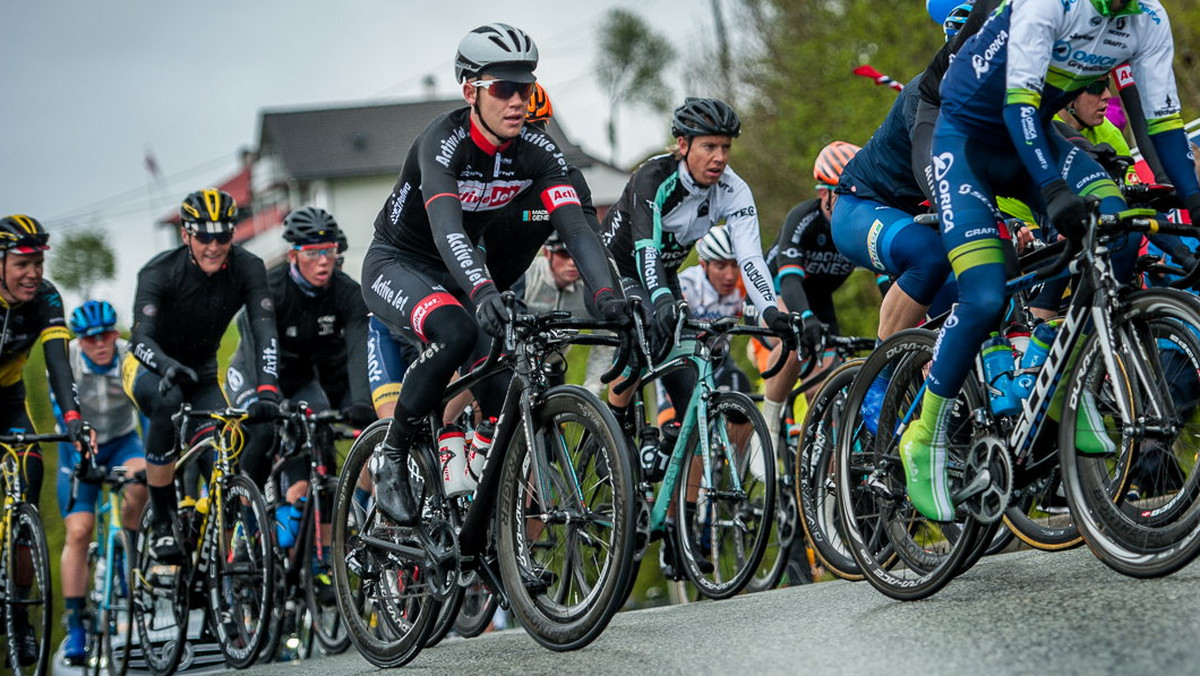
[0,0,719,314]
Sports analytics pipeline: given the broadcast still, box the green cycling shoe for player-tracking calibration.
[897,391,957,522]
[1073,391,1118,455]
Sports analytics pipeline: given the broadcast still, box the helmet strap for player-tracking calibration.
[472,98,518,145]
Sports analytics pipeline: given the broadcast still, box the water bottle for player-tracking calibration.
[467,417,496,482]
[655,422,681,478]
[980,332,1020,416]
[438,425,472,498]
[1011,321,1058,399]
[638,426,662,481]
[275,505,297,549]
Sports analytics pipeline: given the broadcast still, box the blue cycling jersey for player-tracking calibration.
[836,73,926,215]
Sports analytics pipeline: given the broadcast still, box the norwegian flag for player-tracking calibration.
[854,65,904,93]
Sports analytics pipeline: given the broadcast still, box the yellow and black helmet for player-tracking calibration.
[180,189,238,233]
[526,83,554,124]
[0,214,51,254]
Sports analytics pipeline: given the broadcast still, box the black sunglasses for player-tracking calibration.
[470,79,536,100]
[192,230,234,245]
[1083,77,1110,95]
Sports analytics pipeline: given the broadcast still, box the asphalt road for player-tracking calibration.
[214,546,1200,676]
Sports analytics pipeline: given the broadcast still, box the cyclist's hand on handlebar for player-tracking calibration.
[158,363,199,396]
[651,296,680,341]
[247,390,280,421]
[594,288,631,324]
[474,287,508,338]
[341,401,377,428]
[800,313,826,361]
[1042,179,1091,242]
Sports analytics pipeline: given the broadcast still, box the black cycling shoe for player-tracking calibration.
[371,444,419,526]
[149,529,184,564]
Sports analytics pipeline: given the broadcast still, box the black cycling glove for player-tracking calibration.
[158,363,199,396]
[474,286,508,339]
[1042,179,1091,242]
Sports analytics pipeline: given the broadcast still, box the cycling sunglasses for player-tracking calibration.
[470,79,536,100]
[293,243,338,260]
[191,229,234,245]
[1082,77,1110,95]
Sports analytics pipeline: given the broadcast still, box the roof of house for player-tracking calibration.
[257,98,601,182]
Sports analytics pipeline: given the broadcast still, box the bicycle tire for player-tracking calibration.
[1060,289,1200,577]
[836,328,982,601]
[206,474,275,668]
[797,360,866,580]
[130,505,188,676]
[101,528,134,676]
[452,573,498,639]
[302,493,350,656]
[3,502,52,676]
[331,419,438,668]
[497,384,635,651]
[255,556,287,664]
[1000,465,1082,551]
[676,390,776,600]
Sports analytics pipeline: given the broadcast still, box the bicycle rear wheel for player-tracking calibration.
[797,360,866,580]
[836,329,982,601]
[497,385,635,651]
[3,503,52,676]
[332,419,438,668]
[101,529,134,676]
[1060,290,1200,576]
[676,390,776,600]
[745,391,805,593]
[452,572,498,639]
[130,507,188,676]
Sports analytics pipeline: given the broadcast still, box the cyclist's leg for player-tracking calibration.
[362,249,478,524]
[367,314,409,421]
[900,120,1010,521]
[123,353,189,560]
[56,439,99,662]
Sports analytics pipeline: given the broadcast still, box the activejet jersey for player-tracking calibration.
[371,107,610,302]
[601,154,776,315]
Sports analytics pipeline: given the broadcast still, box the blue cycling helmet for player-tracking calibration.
[943,1,975,41]
[925,0,960,25]
[70,300,117,338]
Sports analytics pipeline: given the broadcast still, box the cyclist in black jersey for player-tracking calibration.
[124,189,281,562]
[0,214,87,666]
[759,141,861,439]
[362,23,627,525]
[226,206,373,481]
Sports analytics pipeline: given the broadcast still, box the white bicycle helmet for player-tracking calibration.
[454,23,539,84]
[696,226,735,262]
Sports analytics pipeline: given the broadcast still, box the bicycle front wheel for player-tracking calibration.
[3,503,52,676]
[797,360,866,580]
[497,384,635,651]
[130,506,188,676]
[100,528,134,676]
[302,495,350,655]
[1060,290,1200,576]
[836,328,982,601]
[331,419,439,668]
[206,474,275,668]
[676,390,776,600]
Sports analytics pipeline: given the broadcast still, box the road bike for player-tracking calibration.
[836,207,1200,600]
[614,305,779,602]
[130,406,274,674]
[1,431,70,675]
[259,404,356,661]
[332,300,636,667]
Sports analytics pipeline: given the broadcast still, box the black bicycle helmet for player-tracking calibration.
[670,97,741,139]
[179,189,238,233]
[0,214,51,254]
[282,206,340,246]
[454,23,539,84]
